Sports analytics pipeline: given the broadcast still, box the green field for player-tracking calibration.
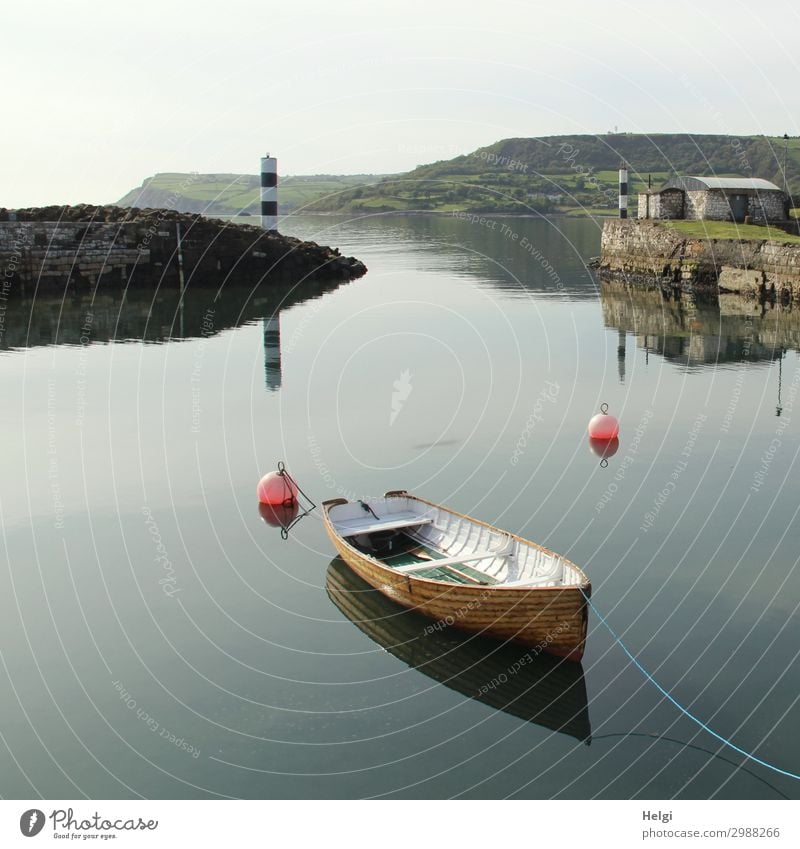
[117,173,389,216]
[117,134,800,218]
[303,134,800,216]
[659,219,800,244]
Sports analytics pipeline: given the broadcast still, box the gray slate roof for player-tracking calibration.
[662,176,782,192]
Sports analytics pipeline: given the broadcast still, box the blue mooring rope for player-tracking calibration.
[581,590,800,781]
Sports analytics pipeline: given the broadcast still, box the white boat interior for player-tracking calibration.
[328,495,582,588]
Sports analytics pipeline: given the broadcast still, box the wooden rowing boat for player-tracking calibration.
[326,557,592,741]
[322,491,591,662]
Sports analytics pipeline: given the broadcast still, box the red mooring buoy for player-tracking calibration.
[258,500,300,528]
[588,403,620,440]
[589,436,619,460]
[257,466,299,506]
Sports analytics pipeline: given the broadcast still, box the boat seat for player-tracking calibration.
[405,564,501,586]
[393,544,511,573]
[335,513,433,537]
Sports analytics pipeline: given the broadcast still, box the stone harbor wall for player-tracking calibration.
[599,219,800,299]
[0,221,144,290]
[0,205,367,294]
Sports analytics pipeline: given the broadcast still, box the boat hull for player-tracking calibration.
[323,494,591,662]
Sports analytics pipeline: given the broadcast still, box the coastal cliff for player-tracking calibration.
[598,219,800,300]
[0,205,366,293]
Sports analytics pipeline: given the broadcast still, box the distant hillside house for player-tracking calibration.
[637,176,787,224]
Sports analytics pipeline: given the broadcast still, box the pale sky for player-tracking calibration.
[3,0,799,207]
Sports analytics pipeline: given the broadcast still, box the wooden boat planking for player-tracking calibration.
[322,491,591,662]
[326,557,591,742]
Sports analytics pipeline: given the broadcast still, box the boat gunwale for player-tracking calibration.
[322,491,591,593]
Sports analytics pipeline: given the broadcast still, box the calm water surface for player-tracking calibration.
[1,214,798,799]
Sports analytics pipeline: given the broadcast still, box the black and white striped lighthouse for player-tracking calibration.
[618,161,628,219]
[260,153,278,231]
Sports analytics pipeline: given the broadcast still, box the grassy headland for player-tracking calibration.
[659,220,800,244]
[117,173,389,216]
[118,134,800,218]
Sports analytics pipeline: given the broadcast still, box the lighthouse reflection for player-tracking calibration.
[263,313,282,391]
[0,277,343,392]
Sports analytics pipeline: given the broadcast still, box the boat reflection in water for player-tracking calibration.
[326,557,591,743]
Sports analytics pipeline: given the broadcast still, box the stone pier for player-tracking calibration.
[598,219,800,301]
[0,205,366,293]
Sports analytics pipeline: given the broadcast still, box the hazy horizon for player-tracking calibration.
[3,0,799,207]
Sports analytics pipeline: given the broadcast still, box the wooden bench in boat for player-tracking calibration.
[334,512,433,537]
[417,564,501,585]
[393,543,512,574]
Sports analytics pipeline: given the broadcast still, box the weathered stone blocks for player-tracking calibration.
[600,219,800,298]
[0,205,367,292]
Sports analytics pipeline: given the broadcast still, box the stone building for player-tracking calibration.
[637,176,787,224]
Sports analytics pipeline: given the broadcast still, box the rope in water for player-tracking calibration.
[581,590,800,781]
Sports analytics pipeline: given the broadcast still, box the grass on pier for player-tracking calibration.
[659,219,800,244]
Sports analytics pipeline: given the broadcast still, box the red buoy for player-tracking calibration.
[257,468,299,506]
[259,500,300,528]
[588,403,620,440]
[589,436,619,460]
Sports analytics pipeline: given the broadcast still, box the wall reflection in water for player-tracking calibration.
[0,277,344,392]
[600,281,799,382]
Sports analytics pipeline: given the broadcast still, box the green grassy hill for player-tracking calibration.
[305,133,800,216]
[118,135,800,218]
[117,172,389,216]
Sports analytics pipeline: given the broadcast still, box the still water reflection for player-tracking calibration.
[600,281,796,373]
[326,557,591,743]
[1,214,797,799]
[0,276,345,391]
